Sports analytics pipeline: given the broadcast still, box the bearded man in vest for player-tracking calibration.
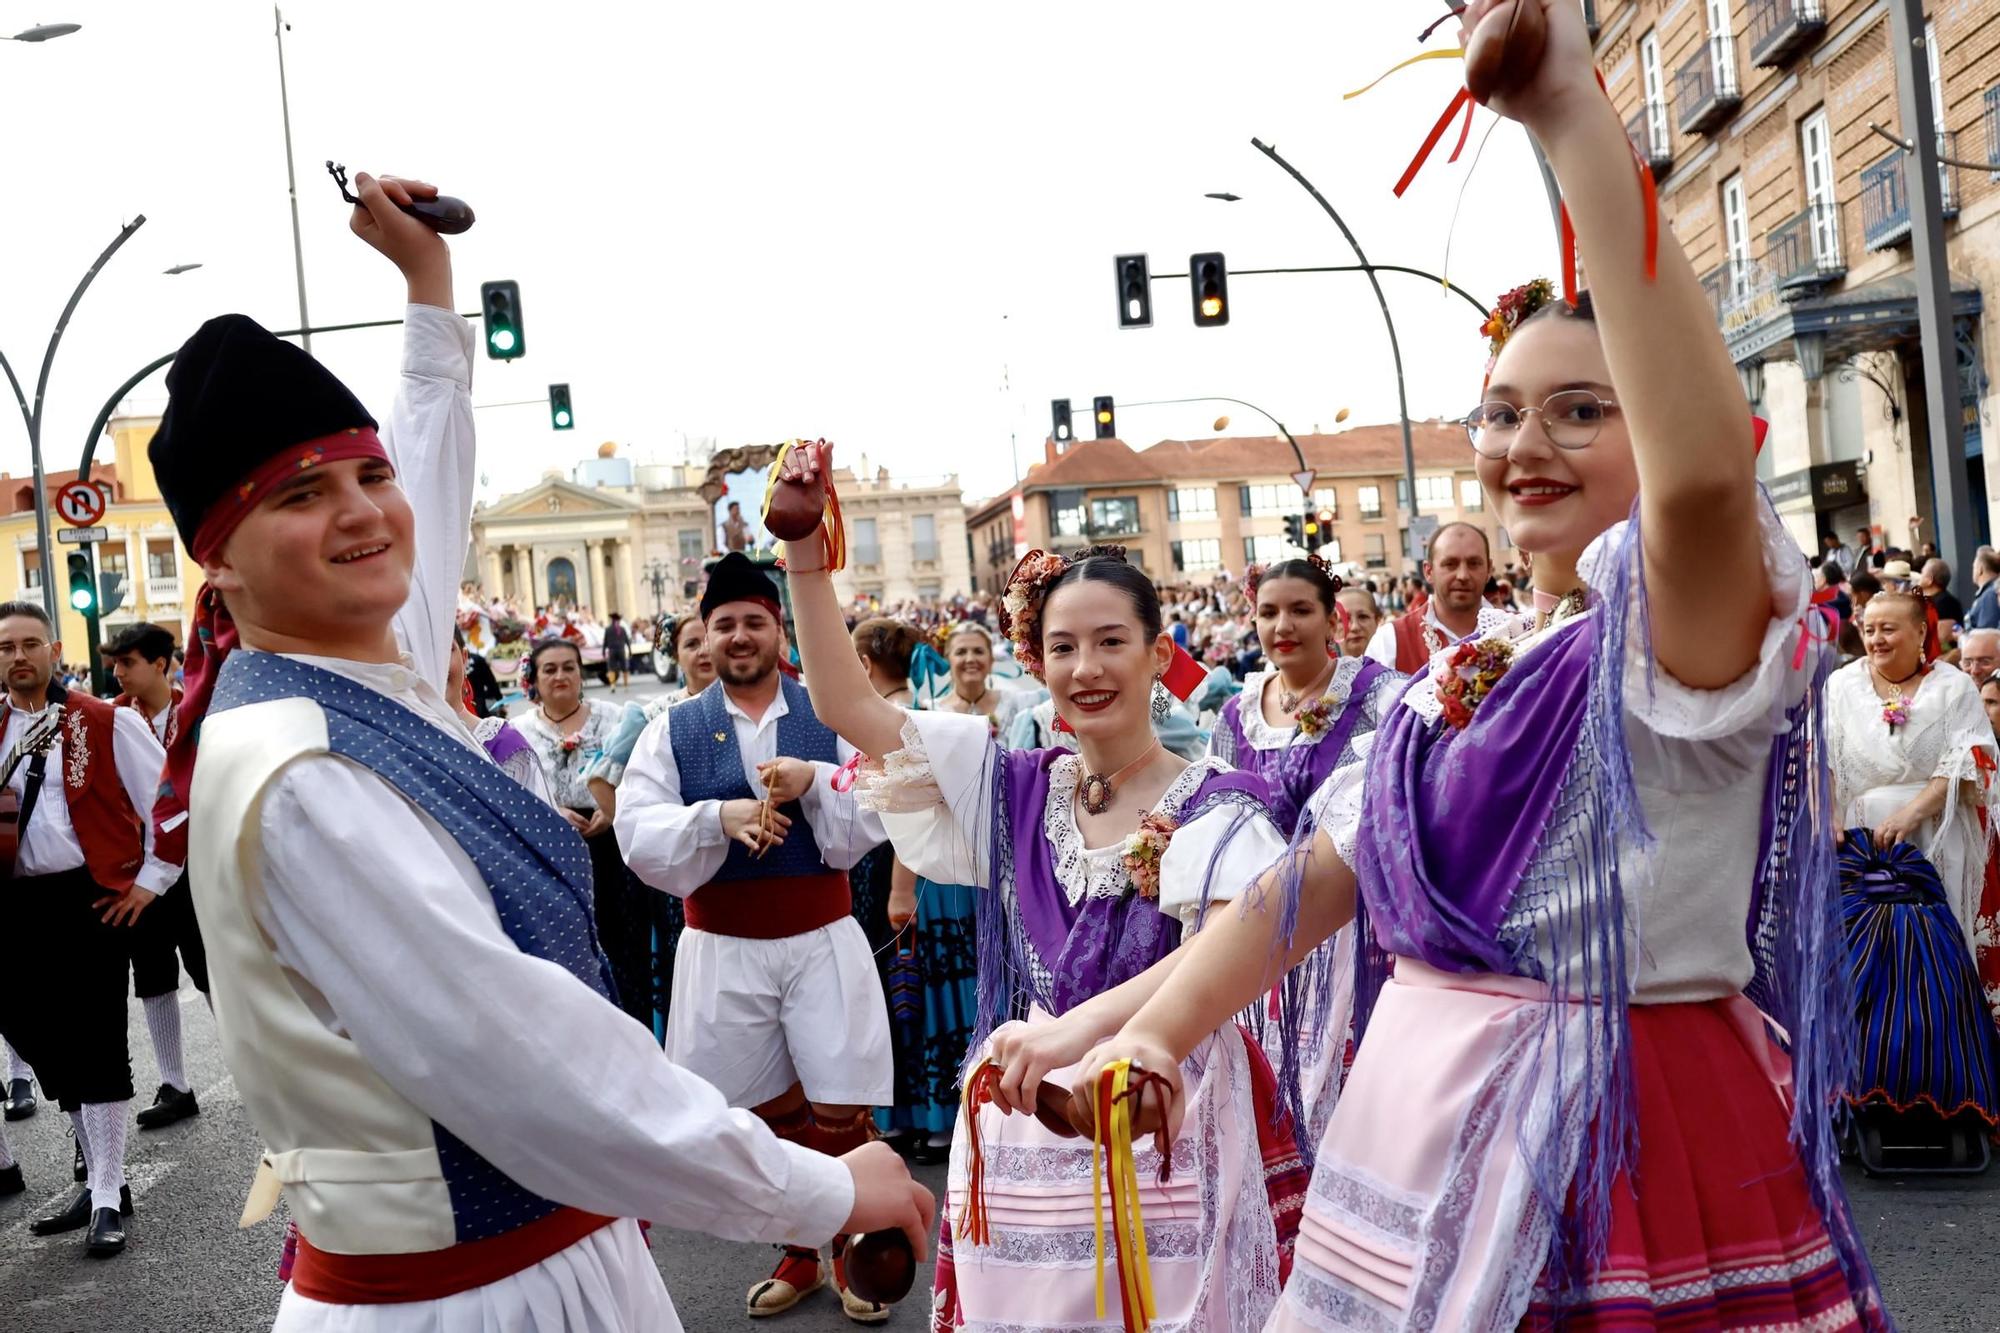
[147,170,928,1331]
[617,551,899,1323]
[1364,521,1512,671]
[0,600,176,1258]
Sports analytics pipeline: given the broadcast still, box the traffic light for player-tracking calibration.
[1190,252,1229,327]
[549,383,574,430]
[1283,514,1306,549]
[480,280,526,360]
[67,552,94,614]
[1051,398,1073,445]
[1094,396,1116,439]
[1114,254,1152,328]
[1317,508,1335,535]
[1303,514,1321,538]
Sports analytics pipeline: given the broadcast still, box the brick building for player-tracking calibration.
[963,422,1517,590]
[1596,0,2000,555]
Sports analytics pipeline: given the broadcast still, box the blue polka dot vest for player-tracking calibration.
[667,674,839,881]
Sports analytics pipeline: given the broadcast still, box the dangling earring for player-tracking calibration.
[1151,678,1171,723]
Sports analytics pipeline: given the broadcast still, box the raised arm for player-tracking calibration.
[345,171,474,690]
[1474,0,1765,687]
[776,443,912,758]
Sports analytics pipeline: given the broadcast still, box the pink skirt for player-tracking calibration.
[1272,962,1882,1331]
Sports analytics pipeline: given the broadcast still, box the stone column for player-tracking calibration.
[615,538,638,618]
[582,539,601,613]
[484,546,504,600]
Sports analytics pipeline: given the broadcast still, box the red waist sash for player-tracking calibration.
[684,869,851,939]
[289,1207,615,1305]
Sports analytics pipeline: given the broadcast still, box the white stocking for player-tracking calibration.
[0,1119,14,1171]
[143,993,189,1093]
[79,1102,127,1213]
[2,1037,30,1085]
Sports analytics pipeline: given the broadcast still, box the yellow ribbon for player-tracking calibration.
[1343,47,1464,100]
[1091,1059,1156,1330]
[761,440,848,573]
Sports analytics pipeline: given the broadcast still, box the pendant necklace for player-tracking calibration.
[541,701,584,728]
[1079,740,1162,817]
[1278,658,1335,714]
[1872,660,1926,732]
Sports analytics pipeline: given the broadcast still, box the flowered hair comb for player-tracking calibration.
[1480,277,1557,381]
[998,549,1073,678]
[1246,552,1341,599]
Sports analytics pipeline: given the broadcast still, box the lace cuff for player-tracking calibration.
[854,715,946,815]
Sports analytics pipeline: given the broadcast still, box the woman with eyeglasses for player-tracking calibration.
[1067,4,1890,1328]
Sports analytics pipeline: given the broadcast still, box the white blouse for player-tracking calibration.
[862,711,1290,930]
[1314,499,1817,1003]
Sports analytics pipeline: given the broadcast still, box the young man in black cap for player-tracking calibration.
[151,175,928,1329]
[103,621,206,1129]
[617,552,899,1323]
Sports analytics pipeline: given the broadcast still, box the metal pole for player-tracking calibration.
[275,6,312,355]
[26,215,146,623]
[1889,0,1974,577]
[1251,138,1422,568]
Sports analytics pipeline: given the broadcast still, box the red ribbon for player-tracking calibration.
[831,751,866,793]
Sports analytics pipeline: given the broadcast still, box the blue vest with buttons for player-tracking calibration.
[667,675,839,881]
[211,650,614,1245]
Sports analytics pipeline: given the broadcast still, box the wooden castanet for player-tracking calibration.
[325,162,475,234]
[1463,0,1548,104]
[764,441,829,542]
[843,1228,916,1304]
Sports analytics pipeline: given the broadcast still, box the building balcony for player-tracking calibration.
[1676,35,1742,137]
[912,540,940,565]
[1861,132,1960,252]
[1625,101,1672,177]
[1765,206,1845,295]
[1747,0,1825,68]
[852,545,883,571]
[1699,265,1728,322]
[145,575,182,605]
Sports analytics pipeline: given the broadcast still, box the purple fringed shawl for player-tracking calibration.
[967,749,1275,1056]
[1335,507,1883,1315]
[1216,659,1390,838]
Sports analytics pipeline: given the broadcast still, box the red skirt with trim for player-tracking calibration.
[1520,1000,1886,1332]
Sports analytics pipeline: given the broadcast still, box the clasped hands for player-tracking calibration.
[977,1018,1188,1143]
[719,758,817,855]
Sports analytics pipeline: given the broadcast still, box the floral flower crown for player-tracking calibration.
[1480,277,1557,378]
[998,549,1072,677]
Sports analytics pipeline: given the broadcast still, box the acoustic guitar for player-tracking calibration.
[0,707,66,879]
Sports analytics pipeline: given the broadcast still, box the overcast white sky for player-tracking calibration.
[0,1,1556,508]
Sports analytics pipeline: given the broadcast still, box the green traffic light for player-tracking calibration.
[491,329,517,353]
[554,409,572,428]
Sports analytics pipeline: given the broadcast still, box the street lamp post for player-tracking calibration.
[1250,138,1425,567]
[0,215,148,622]
[275,6,312,354]
[646,558,669,616]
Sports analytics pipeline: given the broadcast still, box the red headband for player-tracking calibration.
[191,426,388,564]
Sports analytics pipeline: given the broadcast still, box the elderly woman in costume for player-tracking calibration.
[1827,590,2000,1141]
[778,487,1306,1329]
[1209,557,1403,1145]
[1070,4,1891,1328]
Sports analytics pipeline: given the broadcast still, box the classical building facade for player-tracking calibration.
[965,423,1515,591]
[1596,0,2000,556]
[471,453,971,614]
[3,414,196,650]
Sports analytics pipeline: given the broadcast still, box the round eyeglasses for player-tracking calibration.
[1462,390,1620,458]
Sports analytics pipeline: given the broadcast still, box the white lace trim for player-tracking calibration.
[1236,658,1376,751]
[853,714,947,815]
[471,714,505,745]
[1043,754,1231,906]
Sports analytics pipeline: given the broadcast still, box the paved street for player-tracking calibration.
[0,678,1994,1331]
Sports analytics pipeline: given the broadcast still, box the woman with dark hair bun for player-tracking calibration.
[515,636,655,1026]
[1209,558,1406,1143]
[777,487,1305,1327]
